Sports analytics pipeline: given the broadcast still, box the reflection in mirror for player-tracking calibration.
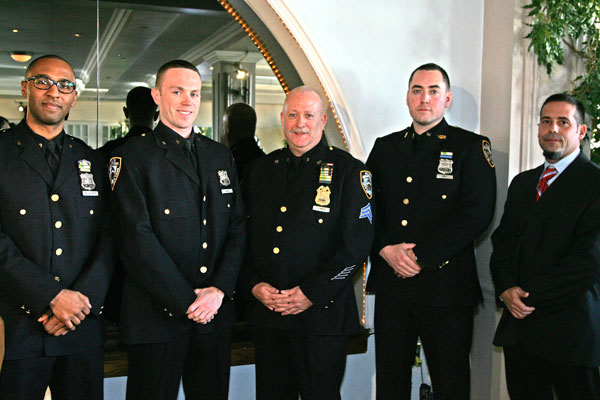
[0,0,286,151]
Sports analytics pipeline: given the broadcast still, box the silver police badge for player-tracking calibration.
[80,173,96,190]
[218,170,230,186]
[217,170,233,194]
[80,173,98,196]
[437,159,453,175]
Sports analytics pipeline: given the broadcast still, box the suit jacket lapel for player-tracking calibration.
[395,130,413,167]
[16,128,54,187]
[195,135,210,195]
[54,137,78,190]
[536,153,588,208]
[271,151,287,201]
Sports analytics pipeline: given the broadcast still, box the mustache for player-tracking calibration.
[542,132,562,140]
[290,128,309,134]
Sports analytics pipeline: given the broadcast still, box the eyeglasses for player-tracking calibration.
[24,76,76,94]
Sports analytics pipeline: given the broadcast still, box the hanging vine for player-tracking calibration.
[525,0,600,163]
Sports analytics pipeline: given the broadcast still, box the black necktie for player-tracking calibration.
[183,139,198,172]
[287,156,303,185]
[46,140,60,177]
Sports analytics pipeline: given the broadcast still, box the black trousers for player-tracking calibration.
[0,346,103,400]
[504,343,600,400]
[374,294,474,400]
[253,327,348,400]
[126,327,231,400]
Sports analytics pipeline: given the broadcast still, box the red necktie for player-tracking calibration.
[536,165,557,201]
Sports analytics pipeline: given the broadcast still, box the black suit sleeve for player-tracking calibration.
[70,214,115,317]
[490,180,521,297]
[112,156,196,317]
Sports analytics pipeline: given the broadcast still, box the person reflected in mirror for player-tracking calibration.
[223,102,265,178]
[99,86,158,160]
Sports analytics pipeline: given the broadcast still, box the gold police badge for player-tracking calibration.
[315,185,331,206]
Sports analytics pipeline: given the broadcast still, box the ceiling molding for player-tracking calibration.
[179,22,246,64]
[80,9,133,85]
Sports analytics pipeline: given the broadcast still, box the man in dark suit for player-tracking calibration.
[491,93,600,399]
[0,55,114,400]
[242,86,374,399]
[223,102,265,178]
[367,63,497,399]
[99,86,158,161]
[110,60,245,400]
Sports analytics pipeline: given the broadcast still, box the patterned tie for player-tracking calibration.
[536,165,557,201]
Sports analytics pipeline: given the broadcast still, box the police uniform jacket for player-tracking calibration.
[242,141,374,335]
[0,121,114,360]
[491,152,600,367]
[367,119,496,307]
[111,122,245,344]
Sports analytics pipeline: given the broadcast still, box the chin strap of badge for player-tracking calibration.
[415,341,433,400]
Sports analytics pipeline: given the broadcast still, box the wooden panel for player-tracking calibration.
[103,323,371,378]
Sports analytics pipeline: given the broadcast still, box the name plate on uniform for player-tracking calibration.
[436,174,453,180]
[312,205,330,213]
[221,188,233,194]
[82,190,99,196]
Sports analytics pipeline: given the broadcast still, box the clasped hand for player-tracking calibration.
[186,287,224,324]
[38,289,91,336]
[252,282,313,316]
[379,243,421,278]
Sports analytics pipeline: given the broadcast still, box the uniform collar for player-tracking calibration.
[408,118,450,141]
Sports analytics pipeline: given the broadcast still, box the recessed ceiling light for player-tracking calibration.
[10,52,32,62]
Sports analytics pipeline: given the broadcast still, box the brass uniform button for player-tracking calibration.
[51,194,60,202]
[276,226,283,232]
[280,206,287,213]
[89,209,94,215]
[403,198,409,205]
[401,220,408,227]
[54,276,60,282]
[19,209,26,215]
[441,194,447,199]
[200,266,208,273]
[202,242,208,249]
[318,219,323,224]
[406,177,413,183]
[55,221,62,229]
[164,209,170,215]
[55,248,63,256]
[273,247,280,254]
